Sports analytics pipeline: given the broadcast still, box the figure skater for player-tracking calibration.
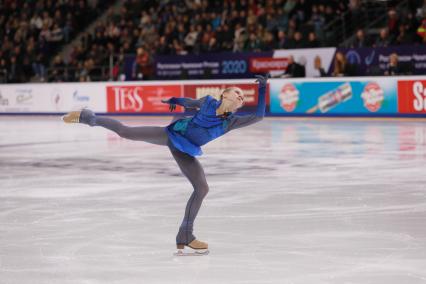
[62,74,269,255]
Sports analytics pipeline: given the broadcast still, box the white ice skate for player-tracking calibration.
[174,239,209,256]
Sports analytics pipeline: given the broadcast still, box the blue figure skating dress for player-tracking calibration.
[165,83,266,157]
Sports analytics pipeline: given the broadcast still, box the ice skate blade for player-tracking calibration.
[174,249,209,256]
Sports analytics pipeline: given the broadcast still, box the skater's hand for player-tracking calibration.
[255,74,270,87]
[161,98,177,112]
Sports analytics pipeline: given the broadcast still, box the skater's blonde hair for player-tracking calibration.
[217,86,245,114]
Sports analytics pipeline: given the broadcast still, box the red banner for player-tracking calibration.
[398,80,426,113]
[183,83,268,106]
[249,57,288,73]
[106,85,183,113]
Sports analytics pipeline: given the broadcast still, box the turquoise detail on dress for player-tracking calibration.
[172,118,191,134]
[222,119,228,129]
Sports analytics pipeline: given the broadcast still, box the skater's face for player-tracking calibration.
[221,87,245,112]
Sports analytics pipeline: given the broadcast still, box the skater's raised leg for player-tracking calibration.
[169,144,209,250]
[63,109,168,145]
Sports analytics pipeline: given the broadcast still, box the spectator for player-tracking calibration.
[310,5,325,37]
[417,18,426,42]
[7,56,21,83]
[32,53,46,81]
[184,25,199,52]
[262,32,275,51]
[233,23,247,52]
[282,55,305,78]
[384,53,403,75]
[352,29,371,48]
[314,55,327,77]
[332,52,356,77]
[384,53,412,75]
[245,32,262,52]
[374,28,392,47]
[396,24,413,45]
[275,30,289,49]
[287,31,304,49]
[112,54,126,81]
[265,13,278,33]
[157,36,171,55]
[0,59,7,82]
[221,24,234,51]
[387,9,400,37]
[206,36,219,52]
[416,0,426,20]
[133,46,152,80]
[306,32,320,48]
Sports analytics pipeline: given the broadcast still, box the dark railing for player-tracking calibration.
[323,0,409,48]
[341,0,410,48]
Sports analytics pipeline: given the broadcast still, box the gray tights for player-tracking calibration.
[92,115,208,245]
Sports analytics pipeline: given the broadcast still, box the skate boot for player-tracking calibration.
[175,239,209,256]
[62,109,96,126]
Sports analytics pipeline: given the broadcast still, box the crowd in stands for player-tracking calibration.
[0,0,114,83]
[351,0,426,48]
[63,0,350,81]
[0,0,426,83]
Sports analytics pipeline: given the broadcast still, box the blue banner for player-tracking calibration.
[270,78,398,115]
[153,51,273,80]
[338,45,426,76]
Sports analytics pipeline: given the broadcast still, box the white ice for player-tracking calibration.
[1,116,426,284]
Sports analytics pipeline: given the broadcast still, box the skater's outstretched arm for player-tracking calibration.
[162,97,207,111]
[225,74,268,131]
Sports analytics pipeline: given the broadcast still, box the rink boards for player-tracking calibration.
[0,76,425,116]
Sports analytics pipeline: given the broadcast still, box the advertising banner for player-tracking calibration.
[153,48,337,80]
[106,84,183,113]
[339,45,426,76]
[0,83,106,113]
[183,83,265,106]
[154,52,272,80]
[272,47,336,78]
[270,78,398,115]
[398,80,426,114]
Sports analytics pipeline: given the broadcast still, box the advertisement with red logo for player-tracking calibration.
[107,85,183,113]
[249,57,288,73]
[398,80,426,114]
[183,83,269,107]
[270,79,397,115]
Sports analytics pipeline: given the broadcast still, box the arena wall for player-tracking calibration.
[0,76,425,117]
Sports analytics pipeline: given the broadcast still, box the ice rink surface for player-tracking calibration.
[1,115,426,284]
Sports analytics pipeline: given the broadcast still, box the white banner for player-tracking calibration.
[0,82,106,113]
[273,47,336,78]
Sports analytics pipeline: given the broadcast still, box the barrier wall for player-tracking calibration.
[270,76,426,116]
[0,76,425,117]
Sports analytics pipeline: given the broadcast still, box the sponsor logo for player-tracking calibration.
[108,86,144,112]
[106,85,181,113]
[314,83,353,113]
[345,50,361,65]
[361,82,384,112]
[398,80,426,113]
[249,57,288,73]
[51,88,63,110]
[0,92,9,106]
[412,81,426,111]
[73,91,90,102]
[278,83,299,112]
[15,88,33,105]
[365,50,375,66]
